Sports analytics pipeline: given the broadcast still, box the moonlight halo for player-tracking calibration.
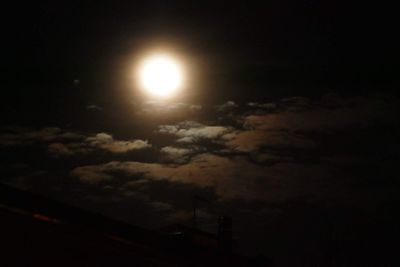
[138,54,184,97]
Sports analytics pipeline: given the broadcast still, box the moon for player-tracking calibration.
[138,54,184,97]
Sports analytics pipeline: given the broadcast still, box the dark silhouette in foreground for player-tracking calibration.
[0,183,264,267]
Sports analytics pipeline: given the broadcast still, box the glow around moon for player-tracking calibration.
[138,54,184,97]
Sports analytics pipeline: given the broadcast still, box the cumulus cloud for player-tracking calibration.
[160,146,194,162]
[0,127,152,156]
[85,133,151,153]
[158,121,232,143]
[52,133,150,156]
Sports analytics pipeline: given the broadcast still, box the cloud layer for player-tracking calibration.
[0,128,151,155]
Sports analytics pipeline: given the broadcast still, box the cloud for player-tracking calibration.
[158,121,232,143]
[125,179,149,188]
[247,97,310,113]
[0,127,152,157]
[244,96,397,132]
[222,130,316,152]
[249,153,293,164]
[47,143,74,156]
[70,165,114,183]
[22,127,63,142]
[85,133,151,153]
[135,101,202,115]
[248,102,277,110]
[190,104,202,111]
[216,101,239,112]
[70,153,334,202]
[280,96,311,112]
[160,146,195,162]
[0,127,84,147]
[6,93,400,216]
[86,104,103,111]
[41,132,151,156]
[216,94,399,159]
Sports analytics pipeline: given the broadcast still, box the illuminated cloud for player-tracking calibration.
[85,133,151,153]
[160,146,194,162]
[1,128,152,156]
[4,94,399,212]
[158,121,232,143]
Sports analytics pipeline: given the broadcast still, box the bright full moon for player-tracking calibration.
[138,54,184,97]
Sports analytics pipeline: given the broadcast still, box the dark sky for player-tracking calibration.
[1,1,399,266]
[5,1,397,89]
[3,1,398,124]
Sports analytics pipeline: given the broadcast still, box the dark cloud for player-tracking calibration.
[244,95,398,132]
[0,127,83,147]
[134,101,202,115]
[215,100,239,112]
[247,102,277,110]
[47,143,75,156]
[70,153,338,203]
[222,130,315,152]
[280,96,311,112]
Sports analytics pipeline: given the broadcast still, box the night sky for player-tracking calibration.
[1,1,399,266]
